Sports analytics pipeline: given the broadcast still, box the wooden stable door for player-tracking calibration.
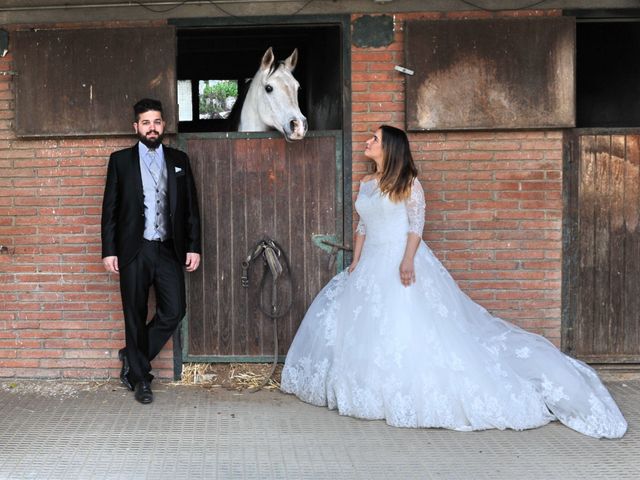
[563,134,640,363]
[183,132,343,361]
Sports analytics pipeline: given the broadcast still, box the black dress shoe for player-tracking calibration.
[135,380,153,404]
[118,349,134,391]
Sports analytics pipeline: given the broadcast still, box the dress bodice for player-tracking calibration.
[354,178,425,245]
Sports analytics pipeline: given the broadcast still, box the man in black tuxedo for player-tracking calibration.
[101,98,201,404]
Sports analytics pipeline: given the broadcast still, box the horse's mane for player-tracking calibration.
[224,77,252,131]
[266,60,287,78]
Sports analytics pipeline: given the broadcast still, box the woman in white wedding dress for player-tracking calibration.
[281,125,627,438]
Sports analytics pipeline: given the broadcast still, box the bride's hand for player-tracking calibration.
[399,258,416,286]
[347,261,358,273]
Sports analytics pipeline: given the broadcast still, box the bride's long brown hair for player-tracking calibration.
[376,125,418,202]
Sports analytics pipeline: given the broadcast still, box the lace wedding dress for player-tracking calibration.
[281,178,627,439]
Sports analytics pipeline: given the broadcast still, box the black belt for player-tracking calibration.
[144,238,172,244]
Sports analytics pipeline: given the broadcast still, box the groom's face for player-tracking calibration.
[134,110,165,149]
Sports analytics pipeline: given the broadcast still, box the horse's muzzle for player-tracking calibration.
[285,116,308,141]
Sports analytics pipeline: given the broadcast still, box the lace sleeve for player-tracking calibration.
[406,178,425,236]
[356,217,366,235]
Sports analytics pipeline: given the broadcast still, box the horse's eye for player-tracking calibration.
[265,85,273,93]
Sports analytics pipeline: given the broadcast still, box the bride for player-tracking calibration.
[280,125,627,439]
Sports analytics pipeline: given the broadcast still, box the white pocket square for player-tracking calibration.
[175,167,183,173]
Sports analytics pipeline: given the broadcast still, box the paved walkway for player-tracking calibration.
[0,378,638,479]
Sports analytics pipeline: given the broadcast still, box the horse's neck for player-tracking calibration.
[239,110,268,131]
[239,82,270,132]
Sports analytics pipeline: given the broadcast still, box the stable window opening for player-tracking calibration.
[176,24,342,133]
[576,19,640,128]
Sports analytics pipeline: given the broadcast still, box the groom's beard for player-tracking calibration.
[138,131,164,149]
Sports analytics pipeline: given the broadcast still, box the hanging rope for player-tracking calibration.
[241,237,293,391]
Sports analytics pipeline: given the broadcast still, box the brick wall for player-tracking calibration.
[351,10,564,343]
[0,8,565,379]
[0,48,174,379]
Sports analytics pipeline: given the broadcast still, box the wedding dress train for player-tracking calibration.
[281,178,627,439]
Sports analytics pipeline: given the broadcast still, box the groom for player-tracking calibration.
[101,98,201,404]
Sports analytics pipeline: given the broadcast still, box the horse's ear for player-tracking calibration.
[284,48,298,72]
[260,47,275,71]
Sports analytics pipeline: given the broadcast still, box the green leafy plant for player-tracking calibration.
[199,80,239,119]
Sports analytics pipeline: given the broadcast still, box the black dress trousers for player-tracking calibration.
[118,239,186,384]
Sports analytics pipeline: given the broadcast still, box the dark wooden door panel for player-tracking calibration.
[14,27,177,136]
[564,133,640,362]
[405,17,575,131]
[184,134,341,360]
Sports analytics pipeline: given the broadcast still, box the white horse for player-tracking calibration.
[238,47,308,141]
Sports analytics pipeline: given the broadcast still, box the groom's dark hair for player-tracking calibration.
[133,98,164,121]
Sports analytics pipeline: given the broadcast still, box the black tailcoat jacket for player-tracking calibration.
[101,144,201,267]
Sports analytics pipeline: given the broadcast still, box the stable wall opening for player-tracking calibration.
[576,19,640,128]
[177,24,342,133]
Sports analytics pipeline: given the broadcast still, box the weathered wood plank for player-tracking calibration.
[576,135,596,355]
[186,140,206,356]
[593,135,612,355]
[240,138,264,356]
[609,135,626,354]
[624,135,640,356]
[562,132,580,355]
[305,138,323,306]
[287,139,308,353]
[232,141,249,355]
[271,139,291,356]
[205,139,226,355]
[259,139,280,357]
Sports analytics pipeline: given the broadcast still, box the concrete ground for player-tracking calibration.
[0,378,638,480]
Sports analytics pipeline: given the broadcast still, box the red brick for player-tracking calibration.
[351,51,396,63]
[443,231,495,241]
[494,151,546,160]
[445,151,494,161]
[497,191,545,200]
[495,210,545,220]
[352,92,395,103]
[427,201,468,211]
[1,359,40,368]
[1,149,35,159]
[470,201,520,210]
[369,102,403,112]
[370,82,404,93]
[352,112,396,123]
[20,349,64,358]
[44,339,87,349]
[352,72,395,83]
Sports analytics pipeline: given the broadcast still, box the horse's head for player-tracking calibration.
[239,47,308,141]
